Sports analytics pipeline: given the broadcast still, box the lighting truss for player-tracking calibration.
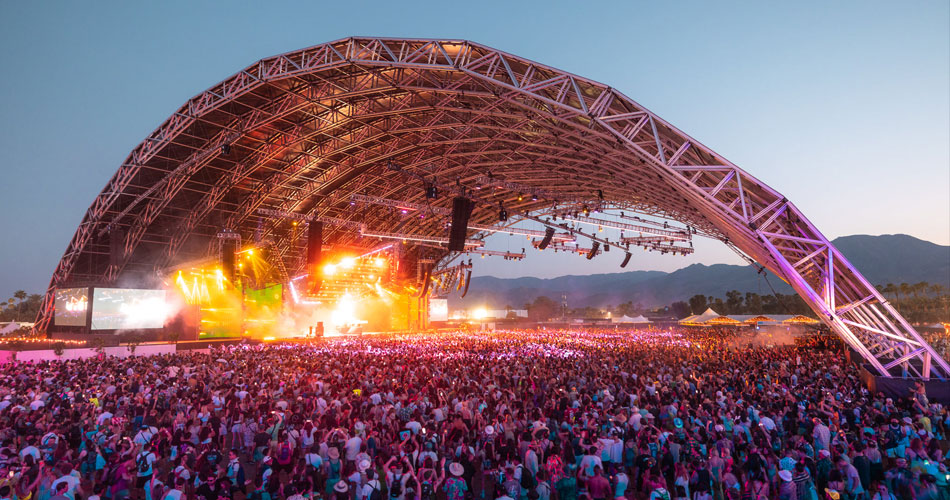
[360,229,483,247]
[36,36,946,380]
[562,214,690,240]
[350,194,451,215]
[535,241,600,256]
[465,248,526,260]
[468,223,574,242]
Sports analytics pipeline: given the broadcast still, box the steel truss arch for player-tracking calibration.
[38,37,948,380]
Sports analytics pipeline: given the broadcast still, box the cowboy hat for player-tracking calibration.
[779,470,792,482]
[333,481,349,493]
[449,462,464,477]
[358,459,372,472]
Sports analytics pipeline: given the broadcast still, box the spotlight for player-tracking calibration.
[597,189,604,200]
[323,264,337,275]
[582,205,590,217]
[531,193,538,201]
[518,193,524,202]
[425,185,439,199]
[221,143,231,155]
[499,206,508,222]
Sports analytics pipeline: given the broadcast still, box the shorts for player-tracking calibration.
[136,475,152,488]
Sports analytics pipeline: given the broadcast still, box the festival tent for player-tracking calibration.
[679,308,721,326]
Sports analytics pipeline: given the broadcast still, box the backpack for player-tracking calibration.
[137,452,152,475]
[390,476,403,498]
[420,481,434,500]
[519,466,537,490]
[368,481,384,500]
[277,441,292,464]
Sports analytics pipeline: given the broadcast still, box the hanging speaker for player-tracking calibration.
[538,227,555,250]
[307,222,323,268]
[109,227,124,269]
[308,222,323,293]
[222,240,236,281]
[620,252,632,268]
[448,197,474,252]
[586,241,600,260]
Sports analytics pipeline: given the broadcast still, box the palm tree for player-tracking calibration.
[13,290,26,322]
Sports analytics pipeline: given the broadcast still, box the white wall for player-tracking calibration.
[0,344,177,363]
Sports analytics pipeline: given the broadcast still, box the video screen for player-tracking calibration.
[91,288,167,330]
[429,298,448,322]
[54,288,89,326]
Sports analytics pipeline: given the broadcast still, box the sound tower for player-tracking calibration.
[448,197,474,252]
[537,227,555,250]
[586,241,600,260]
[308,222,323,292]
[222,240,236,281]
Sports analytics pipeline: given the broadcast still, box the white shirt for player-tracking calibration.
[345,436,362,461]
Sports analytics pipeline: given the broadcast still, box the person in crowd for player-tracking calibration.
[0,328,944,500]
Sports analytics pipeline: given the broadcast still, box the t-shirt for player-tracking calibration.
[137,451,157,477]
[345,436,362,461]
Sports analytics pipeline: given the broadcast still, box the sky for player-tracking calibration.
[0,0,947,298]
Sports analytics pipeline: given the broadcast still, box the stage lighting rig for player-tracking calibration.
[350,194,452,215]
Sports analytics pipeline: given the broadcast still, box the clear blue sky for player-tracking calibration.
[1,0,947,298]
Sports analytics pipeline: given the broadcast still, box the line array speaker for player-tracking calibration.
[448,197,474,252]
[538,227,555,250]
[620,252,632,268]
[586,241,600,260]
[222,240,236,281]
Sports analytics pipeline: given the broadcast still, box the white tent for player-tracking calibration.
[679,308,720,325]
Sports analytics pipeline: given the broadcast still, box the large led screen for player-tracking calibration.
[91,288,167,330]
[429,298,448,322]
[54,288,89,326]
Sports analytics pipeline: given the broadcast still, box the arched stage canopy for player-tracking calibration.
[38,37,948,379]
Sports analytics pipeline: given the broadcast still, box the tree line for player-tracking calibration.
[1,291,42,323]
[520,281,949,324]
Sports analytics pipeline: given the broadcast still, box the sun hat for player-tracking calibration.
[449,462,464,476]
[778,470,793,482]
[358,459,372,472]
[328,447,340,459]
[484,425,494,436]
[333,481,349,493]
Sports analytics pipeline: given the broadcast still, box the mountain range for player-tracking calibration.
[449,234,950,309]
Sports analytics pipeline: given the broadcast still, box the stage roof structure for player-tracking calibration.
[37,37,948,379]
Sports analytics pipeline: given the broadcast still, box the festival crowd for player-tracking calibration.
[0,329,947,500]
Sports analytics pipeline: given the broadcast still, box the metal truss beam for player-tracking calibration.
[36,37,949,380]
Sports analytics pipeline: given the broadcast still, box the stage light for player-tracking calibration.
[374,257,385,268]
[473,308,489,320]
[323,264,337,276]
[499,207,508,222]
[340,257,356,268]
[247,249,254,256]
[518,193,524,202]
[292,221,298,226]
[531,193,538,201]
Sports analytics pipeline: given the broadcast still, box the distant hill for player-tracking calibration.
[450,234,949,309]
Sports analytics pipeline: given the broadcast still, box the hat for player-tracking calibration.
[778,470,793,482]
[819,450,831,459]
[673,418,683,429]
[358,459,372,472]
[902,417,912,424]
[262,456,273,464]
[449,462,464,476]
[328,447,340,460]
[714,424,724,432]
[333,481,349,493]
[825,489,840,500]
[484,425,494,436]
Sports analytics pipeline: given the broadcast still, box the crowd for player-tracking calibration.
[0,329,947,500]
